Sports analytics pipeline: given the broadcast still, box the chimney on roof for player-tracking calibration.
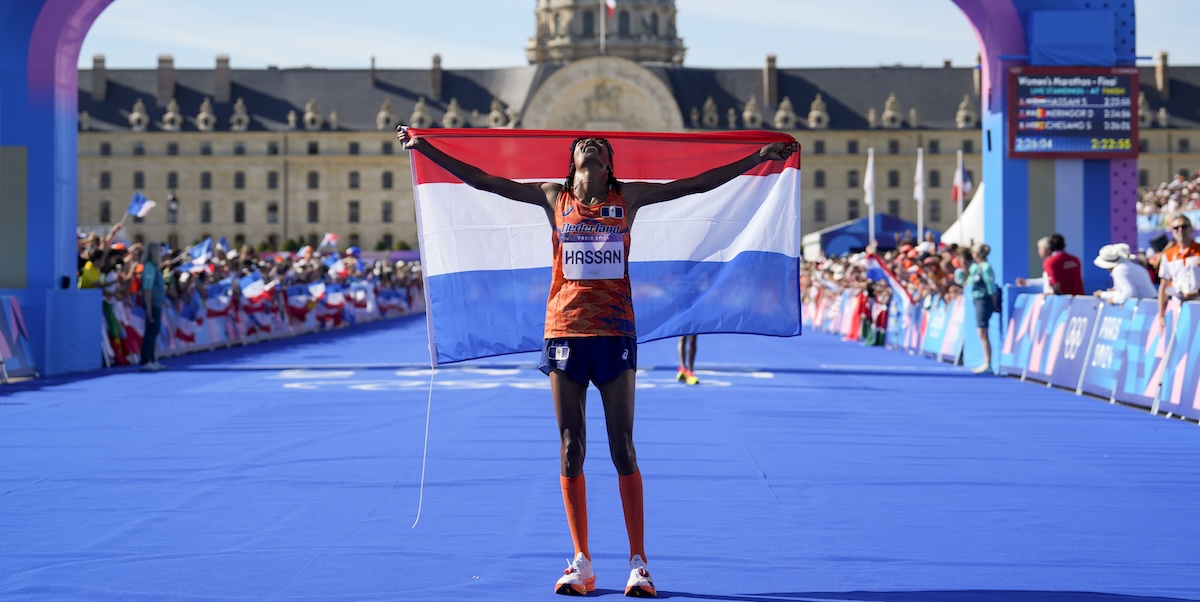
[156,54,175,107]
[91,54,107,102]
[431,54,443,100]
[370,55,377,84]
[214,55,231,103]
[1156,50,1170,100]
[943,59,952,68]
[763,54,778,108]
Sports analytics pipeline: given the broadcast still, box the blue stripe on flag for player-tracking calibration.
[426,251,800,364]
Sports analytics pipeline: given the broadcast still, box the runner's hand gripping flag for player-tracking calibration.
[407,129,803,365]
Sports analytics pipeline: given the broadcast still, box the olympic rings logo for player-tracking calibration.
[1063,316,1089,360]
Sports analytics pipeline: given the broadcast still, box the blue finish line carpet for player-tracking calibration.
[2,316,1198,601]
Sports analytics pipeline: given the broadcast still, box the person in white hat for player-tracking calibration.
[1093,242,1157,305]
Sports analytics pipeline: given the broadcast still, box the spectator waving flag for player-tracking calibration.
[319,233,339,250]
[127,192,156,217]
[188,237,213,269]
[239,271,271,304]
[864,253,913,313]
[408,128,803,365]
[205,279,234,317]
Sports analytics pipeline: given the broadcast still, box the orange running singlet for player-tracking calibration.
[544,188,635,339]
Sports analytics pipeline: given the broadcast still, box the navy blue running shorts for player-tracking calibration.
[539,336,637,386]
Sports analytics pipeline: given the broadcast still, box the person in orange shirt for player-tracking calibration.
[399,125,795,597]
[1157,214,1200,322]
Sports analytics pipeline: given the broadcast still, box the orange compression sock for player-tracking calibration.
[560,474,590,560]
[618,470,645,562]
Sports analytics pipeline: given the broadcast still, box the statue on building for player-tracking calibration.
[1138,91,1153,128]
[442,98,465,128]
[726,107,738,129]
[880,92,901,129]
[742,95,762,129]
[162,98,183,131]
[79,110,91,131]
[230,97,250,131]
[701,96,719,128]
[807,93,829,129]
[773,96,797,130]
[487,97,509,128]
[955,94,977,129]
[1157,107,1170,128]
[196,97,217,131]
[376,98,396,131]
[908,107,919,129]
[329,110,339,130]
[410,97,433,128]
[287,110,298,129]
[866,107,878,129]
[303,99,324,130]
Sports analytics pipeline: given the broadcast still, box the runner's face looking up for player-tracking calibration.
[571,137,613,172]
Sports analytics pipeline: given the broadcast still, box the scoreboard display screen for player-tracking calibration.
[1008,66,1139,159]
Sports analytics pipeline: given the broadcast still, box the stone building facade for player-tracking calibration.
[75,0,1198,252]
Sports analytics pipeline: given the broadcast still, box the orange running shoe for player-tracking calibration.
[676,367,687,382]
[624,554,656,597]
[684,370,700,385]
[555,552,596,596]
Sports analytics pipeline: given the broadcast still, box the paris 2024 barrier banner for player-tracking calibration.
[805,290,1200,421]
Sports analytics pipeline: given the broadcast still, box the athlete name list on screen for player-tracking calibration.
[1008,67,1138,159]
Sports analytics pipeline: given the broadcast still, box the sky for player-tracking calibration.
[79,0,1200,71]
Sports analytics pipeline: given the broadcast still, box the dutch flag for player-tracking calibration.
[864,253,913,314]
[408,129,803,365]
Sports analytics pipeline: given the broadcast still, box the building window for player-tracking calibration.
[618,11,630,36]
[348,171,360,189]
[848,199,860,220]
[234,234,245,247]
[382,201,394,223]
[929,170,941,188]
[887,199,900,216]
[167,171,179,189]
[268,141,280,155]
[267,202,279,224]
[382,171,394,189]
[167,234,179,249]
[1139,139,1149,152]
[582,9,595,37]
[307,141,319,155]
[200,142,212,156]
[348,200,360,223]
[813,170,826,188]
[133,142,144,156]
[813,140,825,155]
[381,141,394,155]
[928,140,940,154]
[201,172,212,189]
[887,140,900,154]
[167,202,178,224]
[847,140,859,154]
[307,171,319,189]
[307,200,319,223]
[847,170,859,188]
[99,142,111,156]
[234,142,246,156]
[165,142,178,156]
[201,201,212,224]
[930,199,942,222]
[348,142,360,155]
[234,171,246,190]
[99,201,111,223]
[100,171,111,189]
[267,171,279,189]
[348,234,360,248]
[308,233,319,247]
[1180,138,1191,153]
[1139,169,1149,187]
[962,139,974,154]
[814,199,826,223]
[133,171,144,189]
[381,233,394,249]
[268,234,279,250]
[650,13,659,35]
[234,201,246,224]
[887,169,900,188]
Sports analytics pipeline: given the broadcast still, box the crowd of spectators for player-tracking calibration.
[76,222,423,366]
[1138,170,1200,215]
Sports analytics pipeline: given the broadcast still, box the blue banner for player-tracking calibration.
[999,293,1043,376]
[1077,300,1137,399]
[962,296,1003,373]
[1047,297,1102,391]
[1113,299,1177,410]
[1023,295,1072,383]
[0,296,38,379]
[921,298,950,358]
[937,296,967,363]
[1158,302,1200,419]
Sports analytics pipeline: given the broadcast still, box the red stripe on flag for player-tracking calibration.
[407,129,799,185]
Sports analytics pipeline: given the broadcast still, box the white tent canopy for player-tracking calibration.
[940,182,984,247]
